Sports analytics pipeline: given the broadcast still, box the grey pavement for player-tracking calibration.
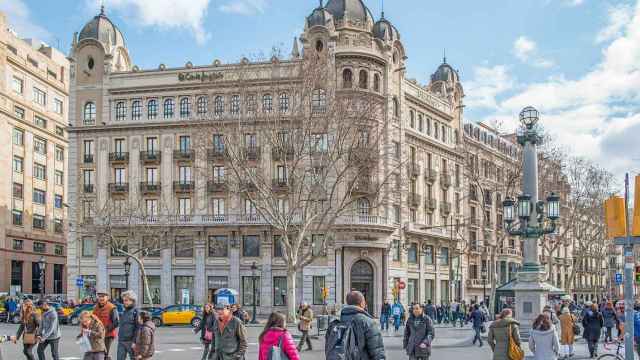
[0,322,629,359]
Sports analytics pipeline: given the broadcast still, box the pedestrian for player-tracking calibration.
[424,301,436,323]
[194,303,216,360]
[460,301,467,327]
[212,303,247,360]
[380,300,392,332]
[132,311,154,360]
[36,299,61,360]
[487,308,521,360]
[231,305,249,325]
[529,313,560,360]
[12,298,40,360]
[602,302,616,342]
[469,304,485,347]
[92,291,119,360]
[633,303,640,358]
[77,311,106,360]
[558,307,577,359]
[296,302,313,352]
[116,291,138,360]
[258,312,300,360]
[325,290,385,360]
[392,301,404,332]
[5,298,17,324]
[615,301,625,340]
[581,303,603,358]
[403,303,435,360]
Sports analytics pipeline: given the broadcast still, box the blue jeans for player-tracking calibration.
[116,341,135,360]
[394,315,402,331]
[472,327,483,345]
[381,315,389,330]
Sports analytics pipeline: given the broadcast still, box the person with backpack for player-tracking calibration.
[469,304,486,347]
[403,303,435,360]
[380,300,392,332]
[194,304,216,360]
[258,312,299,360]
[133,311,154,360]
[116,291,138,360]
[325,290,385,360]
[391,302,404,332]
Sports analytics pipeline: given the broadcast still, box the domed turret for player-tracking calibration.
[372,13,399,41]
[78,6,125,49]
[307,4,334,28]
[431,58,459,83]
[325,0,373,25]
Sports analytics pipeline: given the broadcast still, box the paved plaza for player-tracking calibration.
[0,322,617,360]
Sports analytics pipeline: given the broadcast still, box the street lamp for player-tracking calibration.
[546,192,560,220]
[123,257,131,290]
[481,265,487,305]
[250,262,259,324]
[38,256,46,300]
[503,197,515,224]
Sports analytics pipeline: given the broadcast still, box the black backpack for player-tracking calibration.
[325,318,359,360]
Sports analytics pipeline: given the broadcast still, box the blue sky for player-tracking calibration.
[3,0,640,188]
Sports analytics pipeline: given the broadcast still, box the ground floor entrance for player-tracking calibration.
[351,260,374,314]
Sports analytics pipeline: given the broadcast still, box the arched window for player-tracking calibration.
[180,97,191,118]
[358,198,370,216]
[311,89,326,114]
[115,101,126,121]
[262,94,273,113]
[214,96,224,116]
[392,97,399,117]
[343,69,353,88]
[373,74,380,92]
[230,95,241,115]
[83,102,96,125]
[196,96,208,115]
[163,98,174,119]
[131,100,142,120]
[279,92,289,113]
[358,70,368,89]
[147,99,158,120]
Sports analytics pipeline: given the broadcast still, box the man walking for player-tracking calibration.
[297,302,314,352]
[403,303,435,360]
[93,290,119,360]
[4,298,17,323]
[36,300,61,360]
[381,300,392,332]
[469,304,486,347]
[212,302,247,360]
[117,290,138,360]
[424,301,436,322]
[392,301,404,332]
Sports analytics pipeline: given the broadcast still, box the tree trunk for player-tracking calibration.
[129,255,154,306]
[287,268,297,323]
[489,249,497,319]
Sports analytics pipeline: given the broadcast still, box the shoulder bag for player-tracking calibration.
[507,324,524,360]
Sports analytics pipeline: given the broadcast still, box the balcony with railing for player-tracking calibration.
[425,168,438,183]
[207,179,227,193]
[440,172,452,188]
[244,146,261,161]
[405,222,452,239]
[408,193,421,208]
[173,149,195,162]
[497,247,522,258]
[352,178,374,195]
[109,152,129,164]
[467,278,486,288]
[469,216,479,226]
[272,146,295,161]
[407,163,420,178]
[425,198,437,212]
[173,181,195,193]
[140,151,161,164]
[109,183,129,194]
[272,178,293,192]
[83,184,94,193]
[140,182,161,194]
[207,148,227,161]
[83,154,94,164]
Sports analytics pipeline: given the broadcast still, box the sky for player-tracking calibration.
[2,0,640,192]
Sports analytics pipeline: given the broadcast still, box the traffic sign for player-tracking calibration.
[76,277,84,288]
[398,281,406,290]
[615,273,623,285]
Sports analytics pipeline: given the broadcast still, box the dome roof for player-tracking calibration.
[431,60,459,83]
[325,0,373,24]
[78,6,125,48]
[307,6,333,28]
[372,15,399,41]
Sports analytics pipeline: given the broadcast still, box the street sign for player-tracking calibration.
[75,277,84,288]
[615,273,623,285]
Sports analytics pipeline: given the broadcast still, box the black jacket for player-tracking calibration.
[380,303,391,317]
[403,313,435,356]
[118,305,138,342]
[582,310,604,341]
[338,305,385,360]
[197,312,217,343]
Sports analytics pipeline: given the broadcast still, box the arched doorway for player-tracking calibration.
[350,260,374,314]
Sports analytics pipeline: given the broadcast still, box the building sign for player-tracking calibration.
[178,71,223,82]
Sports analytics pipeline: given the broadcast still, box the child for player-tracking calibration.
[133,311,155,360]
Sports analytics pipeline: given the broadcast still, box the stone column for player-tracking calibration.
[261,232,273,313]
[194,236,206,305]
[161,248,173,305]
[229,234,240,293]
[97,247,108,293]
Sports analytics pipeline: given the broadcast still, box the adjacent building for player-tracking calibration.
[0,12,69,296]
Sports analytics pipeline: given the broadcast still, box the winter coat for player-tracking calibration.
[197,312,217,344]
[258,328,300,360]
[39,308,61,340]
[298,307,313,331]
[79,317,106,353]
[336,305,385,360]
[380,303,392,317]
[134,320,155,358]
[582,310,604,342]
[403,313,434,357]
[469,309,485,329]
[425,304,437,321]
[487,317,521,360]
[118,305,138,342]
[602,308,617,328]
[528,328,560,360]
[16,313,39,340]
[213,315,248,360]
[558,313,576,345]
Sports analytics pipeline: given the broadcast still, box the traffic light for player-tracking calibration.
[635,265,640,284]
[605,196,627,239]
[633,175,640,236]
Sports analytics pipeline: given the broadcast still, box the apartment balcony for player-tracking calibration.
[83,154,94,164]
[109,152,129,164]
[425,198,437,212]
[497,247,522,258]
[407,163,420,178]
[173,181,195,193]
[140,151,161,164]
[207,148,227,161]
[441,201,452,214]
[244,146,261,161]
[272,178,293,192]
[424,169,438,183]
[404,222,452,239]
[272,146,295,161]
[440,172,452,188]
[469,243,485,254]
[83,184,94,193]
[352,179,374,195]
[408,193,421,208]
[240,180,258,192]
[109,183,129,195]
[466,278,486,288]
[207,179,227,193]
[173,149,195,162]
[139,182,161,194]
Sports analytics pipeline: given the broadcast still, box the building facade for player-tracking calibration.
[0,12,69,296]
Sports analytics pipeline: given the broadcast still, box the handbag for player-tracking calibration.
[507,324,524,360]
[22,333,36,345]
[572,324,581,336]
[268,334,289,360]
[204,329,213,342]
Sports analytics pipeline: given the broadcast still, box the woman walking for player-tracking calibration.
[602,302,616,342]
[133,311,155,360]
[529,313,560,360]
[77,311,106,360]
[258,312,300,360]
[558,307,577,359]
[194,304,216,360]
[12,299,39,360]
[488,308,521,360]
[582,303,604,358]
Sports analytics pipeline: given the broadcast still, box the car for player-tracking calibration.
[140,306,163,317]
[153,305,202,328]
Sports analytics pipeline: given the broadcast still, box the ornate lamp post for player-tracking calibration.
[123,257,131,290]
[250,262,259,324]
[501,107,561,331]
[38,256,46,300]
[481,264,487,305]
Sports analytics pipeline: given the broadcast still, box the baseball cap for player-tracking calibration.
[214,303,226,310]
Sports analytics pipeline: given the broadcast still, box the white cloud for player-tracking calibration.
[0,0,50,41]
[513,36,554,68]
[98,0,212,44]
[219,0,267,15]
[463,65,514,110]
[596,3,633,43]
